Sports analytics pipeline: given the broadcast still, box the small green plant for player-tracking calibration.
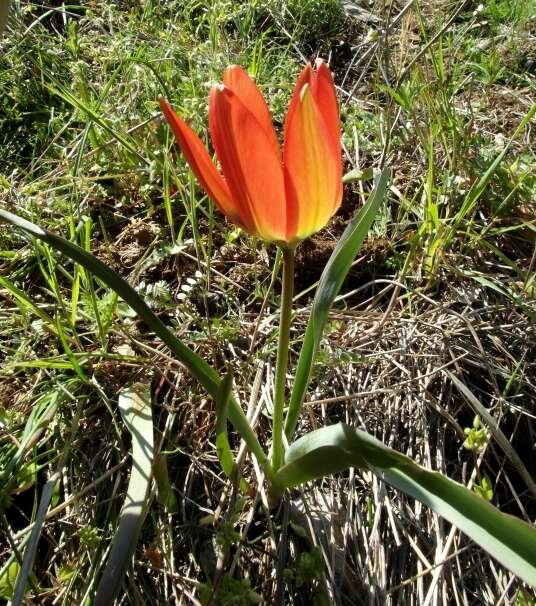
[215,521,241,551]
[295,547,324,587]
[463,416,488,452]
[57,564,76,585]
[270,0,343,48]
[516,588,536,606]
[136,280,172,309]
[199,574,261,606]
[0,561,21,602]
[79,526,101,549]
[474,475,494,501]
[285,547,329,603]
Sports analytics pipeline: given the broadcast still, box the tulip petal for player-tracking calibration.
[159,97,241,224]
[223,65,281,159]
[209,86,287,242]
[283,84,342,241]
[283,64,312,147]
[311,59,341,160]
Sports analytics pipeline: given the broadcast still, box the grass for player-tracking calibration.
[1,0,536,603]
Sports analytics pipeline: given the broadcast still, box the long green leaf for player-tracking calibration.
[285,169,391,439]
[11,478,55,605]
[0,209,270,474]
[94,384,153,606]
[272,423,536,586]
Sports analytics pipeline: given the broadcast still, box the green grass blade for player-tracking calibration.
[0,274,60,336]
[11,478,55,606]
[47,83,148,164]
[54,315,88,382]
[285,169,391,440]
[272,423,536,586]
[0,389,59,487]
[0,209,270,474]
[153,454,178,514]
[94,384,153,606]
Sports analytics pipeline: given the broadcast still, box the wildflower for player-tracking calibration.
[160,60,342,245]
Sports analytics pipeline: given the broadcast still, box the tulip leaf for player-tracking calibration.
[0,209,270,475]
[272,423,536,586]
[94,384,153,606]
[285,169,391,439]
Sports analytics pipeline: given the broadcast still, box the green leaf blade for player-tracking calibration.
[285,169,391,440]
[273,423,536,586]
[94,384,154,606]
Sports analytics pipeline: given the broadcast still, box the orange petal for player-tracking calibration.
[310,59,341,161]
[209,86,287,242]
[159,97,241,224]
[223,65,281,159]
[283,84,342,241]
[283,64,312,151]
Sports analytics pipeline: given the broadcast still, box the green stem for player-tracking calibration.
[272,246,295,471]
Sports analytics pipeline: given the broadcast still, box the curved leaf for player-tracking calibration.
[273,423,536,586]
[285,169,391,439]
[94,384,153,606]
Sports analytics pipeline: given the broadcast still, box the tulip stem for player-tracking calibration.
[272,246,295,472]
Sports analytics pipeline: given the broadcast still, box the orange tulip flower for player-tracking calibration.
[160,59,342,245]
